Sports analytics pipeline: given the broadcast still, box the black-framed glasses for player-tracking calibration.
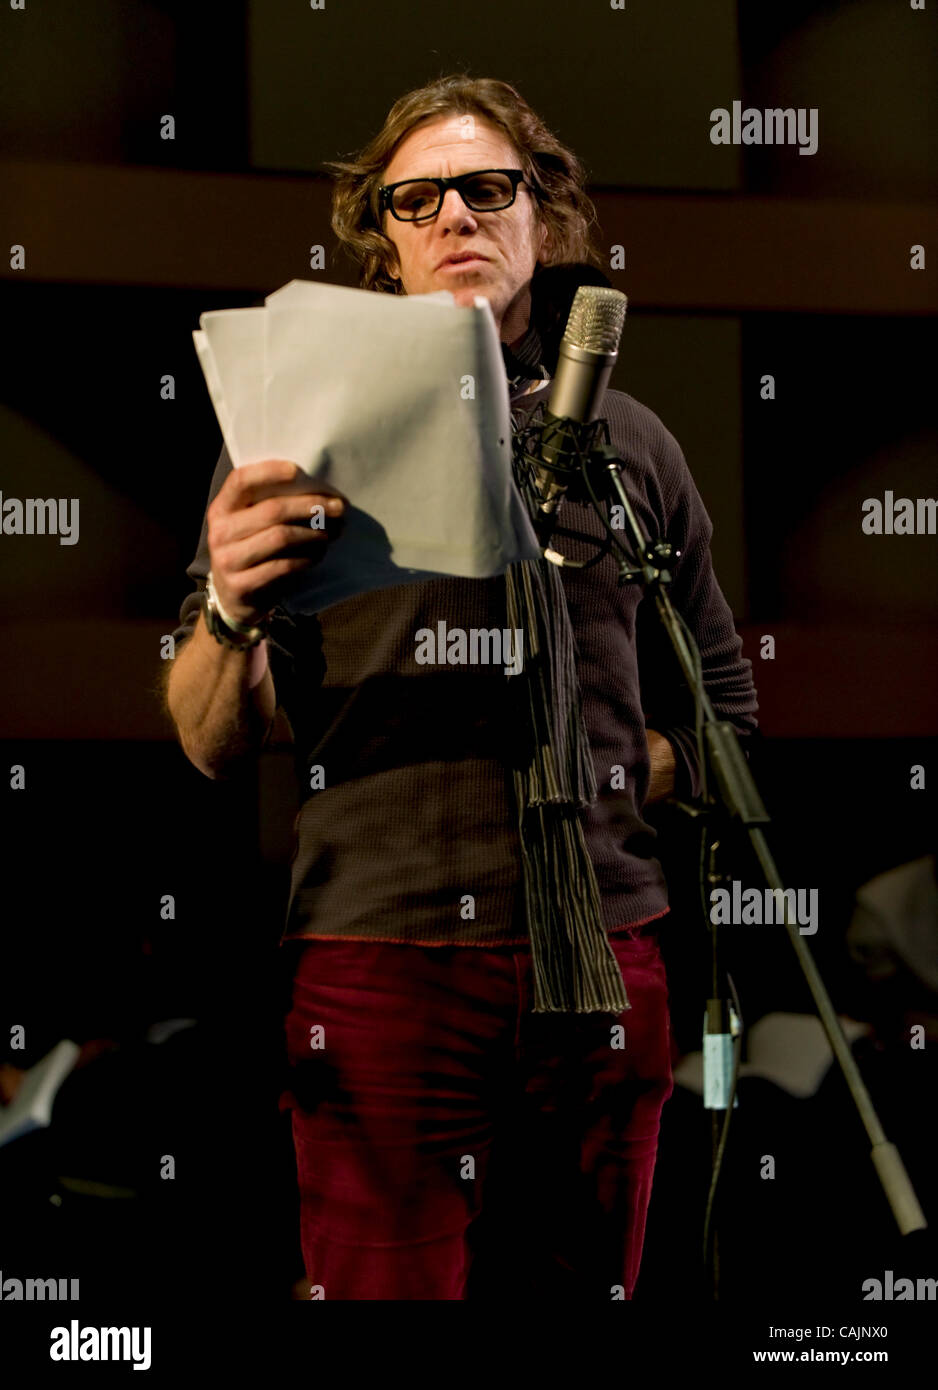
[378,168,528,222]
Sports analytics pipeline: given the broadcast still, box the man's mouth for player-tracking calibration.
[438,252,490,269]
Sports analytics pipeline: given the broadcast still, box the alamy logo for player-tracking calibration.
[861,492,937,535]
[414,621,524,676]
[709,881,819,935]
[0,493,80,544]
[0,1272,79,1300]
[49,1320,151,1370]
[710,102,819,156]
[862,1271,937,1300]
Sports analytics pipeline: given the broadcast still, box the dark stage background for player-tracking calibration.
[1,0,936,1343]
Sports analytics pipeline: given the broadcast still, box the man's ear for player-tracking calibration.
[537,217,553,263]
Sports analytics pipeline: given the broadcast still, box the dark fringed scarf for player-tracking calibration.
[501,326,631,1015]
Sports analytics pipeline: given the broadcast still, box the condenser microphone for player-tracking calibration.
[531,285,628,524]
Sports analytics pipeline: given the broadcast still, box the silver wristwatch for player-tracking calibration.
[203,571,268,650]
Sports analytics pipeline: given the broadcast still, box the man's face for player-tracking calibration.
[380,114,550,344]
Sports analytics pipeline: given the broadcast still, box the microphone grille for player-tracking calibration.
[564,285,628,353]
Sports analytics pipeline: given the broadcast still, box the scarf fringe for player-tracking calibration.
[506,550,630,1015]
[517,801,631,1014]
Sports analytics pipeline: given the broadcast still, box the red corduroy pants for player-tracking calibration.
[278,923,674,1300]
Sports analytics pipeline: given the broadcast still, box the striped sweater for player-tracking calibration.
[171,330,758,947]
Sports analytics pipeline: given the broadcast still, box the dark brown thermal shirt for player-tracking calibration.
[171,356,759,947]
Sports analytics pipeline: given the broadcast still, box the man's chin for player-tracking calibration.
[445,284,497,311]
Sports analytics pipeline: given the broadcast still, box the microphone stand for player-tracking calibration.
[514,407,928,1295]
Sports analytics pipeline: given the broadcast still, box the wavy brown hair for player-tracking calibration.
[325,74,604,295]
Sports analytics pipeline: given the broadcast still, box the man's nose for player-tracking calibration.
[437,187,479,229]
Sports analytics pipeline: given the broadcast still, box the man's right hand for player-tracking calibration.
[206,459,346,627]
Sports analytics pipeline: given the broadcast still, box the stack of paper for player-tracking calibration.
[193,280,541,613]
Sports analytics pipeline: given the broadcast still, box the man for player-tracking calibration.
[163,75,758,1300]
